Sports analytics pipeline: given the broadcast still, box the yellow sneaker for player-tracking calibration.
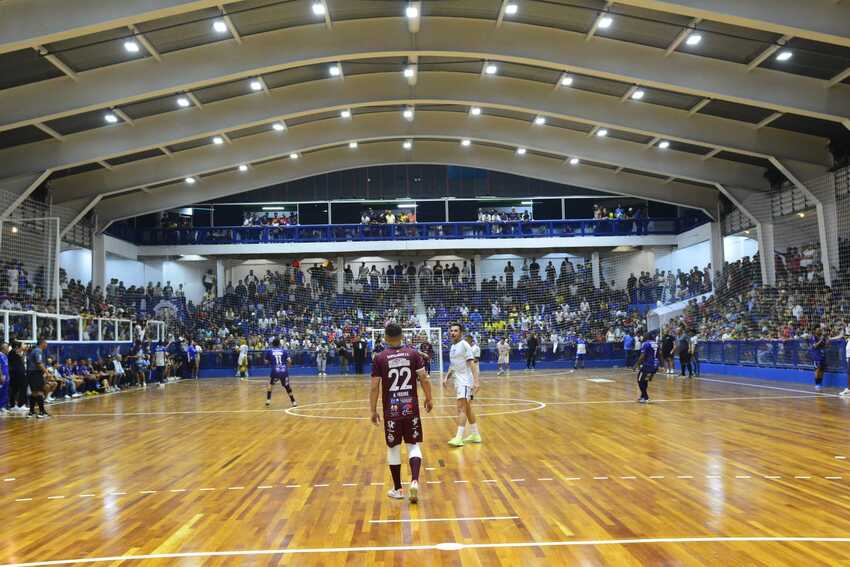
[448,436,464,447]
[463,433,482,444]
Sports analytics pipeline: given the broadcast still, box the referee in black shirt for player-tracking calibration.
[26,337,50,418]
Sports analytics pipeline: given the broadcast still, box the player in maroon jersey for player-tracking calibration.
[370,323,433,503]
[417,332,435,373]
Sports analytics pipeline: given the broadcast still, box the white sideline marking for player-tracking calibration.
[649,476,665,479]
[108,492,127,496]
[482,479,497,483]
[342,483,357,487]
[836,456,847,460]
[169,489,187,493]
[538,478,554,481]
[454,480,469,484]
[313,484,329,488]
[620,476,636,480]
[794,476,811,480]
[257,485,272,489]
[139,491,157,494]
[227,486,244,490]
[370,482,384,486]
[426,481,442,484]
[693,376,839,398]
[198,488,215,491]
[736,476,752,479]
[593,477,608,480]
[79,494,95,498]
[510,479,526,482]
[565,477,581,481]
[14,498,32,502]
[764,476,781,480]
[7,537,850,566]
[3,478,15,482]
[370,515,519,524]
[825,476,843,480]
[284,485,300,488]
[706,475,721,479]
[47,496,65,500]
[677,476,693,479]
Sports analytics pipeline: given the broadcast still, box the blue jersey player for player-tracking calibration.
[266,338,296,407]
[633,331,660,403]
[811,329,827,391]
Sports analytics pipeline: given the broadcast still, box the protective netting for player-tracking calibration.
[0,217,60,315]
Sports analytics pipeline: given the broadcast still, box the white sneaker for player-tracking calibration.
[72,393,82,398]
[408,480,419,504]
[46,396,54,402]
[265,400,271,406]
[387,488,404,500]
[64,395,71,400]
[840,388,850,397]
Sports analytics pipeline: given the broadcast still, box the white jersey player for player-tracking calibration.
[444,323,480,447]
[497,338,510,375]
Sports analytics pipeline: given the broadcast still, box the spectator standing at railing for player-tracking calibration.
[8,341,27,414]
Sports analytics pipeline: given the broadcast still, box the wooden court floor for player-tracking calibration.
[2,368,850,566]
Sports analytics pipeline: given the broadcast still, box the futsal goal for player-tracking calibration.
[368,326,444,377]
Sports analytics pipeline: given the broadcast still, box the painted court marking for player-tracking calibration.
[285,397,546,420]
[369,516,519,524]
[4,537,850,566]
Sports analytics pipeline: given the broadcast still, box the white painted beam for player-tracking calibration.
[0,73,830,182]
[129,25,162,62]
[664,18,701,56]
[34,46,78,81]
[826,67,850,88]
[33,122,66,141]
[95,140,720,223]
[0,171,52,219]
[48,111,767,203]
[218,5,243,42]
[2,18,848,133]
[747,35,792,71]
[58,195,102,239]
[0,0,226,55]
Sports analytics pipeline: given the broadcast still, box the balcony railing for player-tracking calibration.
[132,217,703,246]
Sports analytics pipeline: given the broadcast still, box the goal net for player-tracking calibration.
[368,326,444,377]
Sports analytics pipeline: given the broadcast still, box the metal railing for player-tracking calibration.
[131,217,703,246]
[0,310,165,343]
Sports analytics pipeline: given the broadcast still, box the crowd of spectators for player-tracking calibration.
[592,203,644,220]
[242,211,298,227]
[360,208,416,224]
[477,208,531,223]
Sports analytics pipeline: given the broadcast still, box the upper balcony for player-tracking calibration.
[117,217,706,256]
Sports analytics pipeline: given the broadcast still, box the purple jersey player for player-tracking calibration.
[633,331,660,403]
[265,338,296,407]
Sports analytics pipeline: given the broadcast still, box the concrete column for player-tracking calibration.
[92,231,106,289]
[337,255,344,293]
[591,251,601,289]
[709,221,724,286]
[444,199,449,222]
[814,182,839,286]
[473,254,482,291]
[216,258,225,298]
[757,222,776,286]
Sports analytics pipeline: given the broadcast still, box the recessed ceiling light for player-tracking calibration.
[470,106,482,116]
[238,164,248,172]
[403,108,414,120]
[250,80,263,91]
[104,113,118,124]
[631,89,645,100]
[597,15,613,29]
[123,40,140,53]
[484,63,498,75]
[329,65,341,77]
[776,50,793,62]
[596,128,608,137]
[403,140,413,150]
[798,212,805,218]
[185,177,196,184]
[516,147,527,155]
[403,66,416,78]
[311,2,326,16]
[685,33,702,46]
[340,109,351,118]
[212,136,224,145]
[504,3,518,15]
[461,139,471,147]
[569,157,580,166]
[212,20,228,33]
[560,75,574,86]
[658,140,670,149]
[405,5,419,18]
[176,96,190,108]
[534,116,546,125]
[349,141,358,149]
[290,153,299,160]
[272,122,285,132]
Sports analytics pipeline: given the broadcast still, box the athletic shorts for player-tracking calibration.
[269,372,290,387]
[498,355,509,364]
[638,368,657,381]
[813,359,826,371]
[384,417,422,447]
[27,371,45,391]
[455,382,474,400]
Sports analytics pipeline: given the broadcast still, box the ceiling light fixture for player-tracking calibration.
[461,139,471,147]
[212,136,224,145]
[238,164,248,172]
[516,147,527,155]
[631,89,645,100]
[349,141,358,149]
[596,128,608,137]
[685,33,702,46]
[403,66,416,78]
[272,122,285,132]
[212,20,228,33]
[470,106,482,116]
[403,140,413,150]
[185,177,196,184]
[250,80,263,91]
[484,63,498,75]
[569,157,580,165]
[658,140,670,149]
[329,65,341,77]
[505,3,518,16]
[104,113,119,124]
[340,109,351,118]
[403,108,414,120]
[405,5,419,19]
[534,116,546,125]
[597,15,613,29]
[123,40,140,53]
[560,75,574,86]
[176,96,190,108]
[311,2,326,16]
[289,153,299,160]
[776,50,793,62]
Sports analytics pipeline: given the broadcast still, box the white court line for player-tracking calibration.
[538,478,553,481]
[79,494,95,498]
[198,488,215,491]
[677,476,694,479]
[257,485,272,489]
[545,394,820,406]
[139,491,157,494]
[825,476,843,480]
[342,483,357,487]
[426,481,442,484]
[46,496,64,500]
[6,536,850,566]
[3,478,15,482]
[169,489,187,493]
[227,486,244,490]
[763,476,781,480]
[370,482,384,486]
[593,477,608,480]
[692,376,839,398]
[482,479,497,483]
[369,516,519,524]
[836,456,847,460]
[14,498,32,502]
[795,476,812,480]
[284,485,300,488]
[313,484,329,488]
[648,476,665,480]
[565,477,581,481]
[108,492,127,496]
[736,476,752,479]
[510,479,526,482]
[454,480,470,484]
[620,476,636,480]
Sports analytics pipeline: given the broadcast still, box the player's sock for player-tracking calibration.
[409,457,421,481]
[468,423,478,435]
[638,378,648,399]
[285,386,295,402]
[456,426,465,438]
[389,465,402,490]
[37,397,46,413]
[266,391,271,401]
